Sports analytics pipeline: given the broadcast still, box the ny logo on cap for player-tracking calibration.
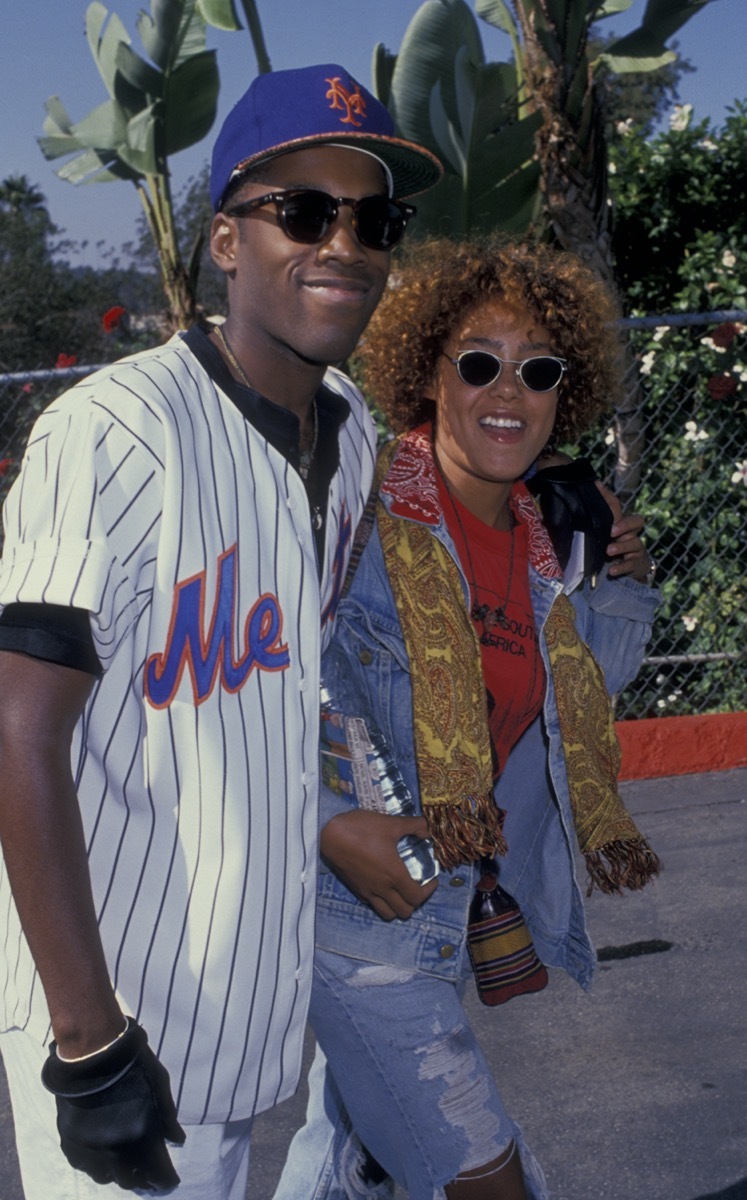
[325,77,366,128]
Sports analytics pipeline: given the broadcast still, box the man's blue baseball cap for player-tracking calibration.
[210,63,443,211]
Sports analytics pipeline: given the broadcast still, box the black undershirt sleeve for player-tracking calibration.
[0,604,102,676]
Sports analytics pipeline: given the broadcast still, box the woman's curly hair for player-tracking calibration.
[354,237,623,444]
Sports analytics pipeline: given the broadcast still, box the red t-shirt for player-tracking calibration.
[438,480,546,776]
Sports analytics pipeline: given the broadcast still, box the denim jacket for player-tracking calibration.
[316,437,660,991]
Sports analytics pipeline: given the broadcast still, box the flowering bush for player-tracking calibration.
[597,104,747,717]
[102,305,127,334]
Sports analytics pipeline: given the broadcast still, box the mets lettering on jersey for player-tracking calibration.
[0,336,376,1125]
[144,545,290,708]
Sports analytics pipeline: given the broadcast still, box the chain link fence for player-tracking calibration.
[0,313,745,720]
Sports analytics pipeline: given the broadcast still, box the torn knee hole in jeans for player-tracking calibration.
[417,1036,507,1170]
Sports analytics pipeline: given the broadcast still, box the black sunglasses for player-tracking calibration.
[224,188,416,251]
[445,350,567,392]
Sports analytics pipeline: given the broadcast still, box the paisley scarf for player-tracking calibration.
[374,432,659,894]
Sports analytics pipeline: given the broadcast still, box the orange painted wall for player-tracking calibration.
[615,712,747,780]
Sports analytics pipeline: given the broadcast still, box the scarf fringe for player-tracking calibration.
[584,837,662,897]
[427,793,508,872]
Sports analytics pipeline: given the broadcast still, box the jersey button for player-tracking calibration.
[439,944,456,959]
[449,877,466,888]
[358,649,373,665]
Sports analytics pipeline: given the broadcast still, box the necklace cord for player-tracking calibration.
[214,323,318,478]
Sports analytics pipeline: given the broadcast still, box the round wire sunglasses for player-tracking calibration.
[224,188,416,251]
[444,350,568,392]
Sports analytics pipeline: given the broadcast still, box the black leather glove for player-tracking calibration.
[41,1018,186,1192]
[526,457,613,577]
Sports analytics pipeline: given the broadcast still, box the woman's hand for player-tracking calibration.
[320,810,438,921]
[596,481,652,583]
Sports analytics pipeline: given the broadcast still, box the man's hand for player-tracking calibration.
[596,481,651,582]
[42,1019,185,1193]
[320,810,438,921]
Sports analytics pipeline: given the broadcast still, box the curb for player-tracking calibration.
[615,711,747,780]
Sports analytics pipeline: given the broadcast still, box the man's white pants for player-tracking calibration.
[1,1030,253,1199]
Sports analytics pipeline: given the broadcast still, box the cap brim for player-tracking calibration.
[231,132,443,200]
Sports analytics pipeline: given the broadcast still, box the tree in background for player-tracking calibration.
[122,163,228,319]
[371,0,710,278]
[0,173,162,514]
[580,105,747,716]
[0,174,125,371]
[37,0,270,331]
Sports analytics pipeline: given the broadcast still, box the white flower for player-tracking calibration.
[722,249,737,269]
[731,459,747,486]
[697,137,718,152]
[682,615,699,632]
[652,326,669,342]
[669,104,693,131]
[656,698,667,709]
[608,161,617,174]
[700,335,726,354]
[684,420,709,442]
[616,118,634,137]
[639,350,657,376]
[604,426,616,446]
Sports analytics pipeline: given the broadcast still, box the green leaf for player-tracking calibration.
[470,62,517,145]
[389,0,484,152]
[137,0,192,72]
[453,45,478,156]
[600,27,677,72]
[600,47,676,72]
[86,1,131,99]
[196,0,242,30]
[476,160,542,233]
[56,145,138,184]
[469,110,542,200]
[115,41,164,96]
[69,98,129,151]
[428,82,465,175]
[120,105,158,174]
[41,96,75,139]
[372,42,397,107]
[163,50,220,155]
[85,1,109,63]
[640,0,711,43]
[37,134,80,159]
[475,0,516,35]
[173,0,210,68]
[596,0,636,14]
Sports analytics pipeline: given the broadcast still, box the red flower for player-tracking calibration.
[0,458,14,478]
[22,383,32,394]
[706,372,738,401]
[710,322,738,349]
[55,353,78,369]
[102,305,127,333]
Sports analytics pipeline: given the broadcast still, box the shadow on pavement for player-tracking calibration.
[692,1180,747,1199]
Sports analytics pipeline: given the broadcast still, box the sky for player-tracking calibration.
[2,0,745,267]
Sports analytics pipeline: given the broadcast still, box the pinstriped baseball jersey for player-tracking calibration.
[0,334,376,1122]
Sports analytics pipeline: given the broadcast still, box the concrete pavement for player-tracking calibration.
[1,767,745,1198]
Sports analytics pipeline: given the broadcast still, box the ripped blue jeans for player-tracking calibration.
[273,950,549,1200]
